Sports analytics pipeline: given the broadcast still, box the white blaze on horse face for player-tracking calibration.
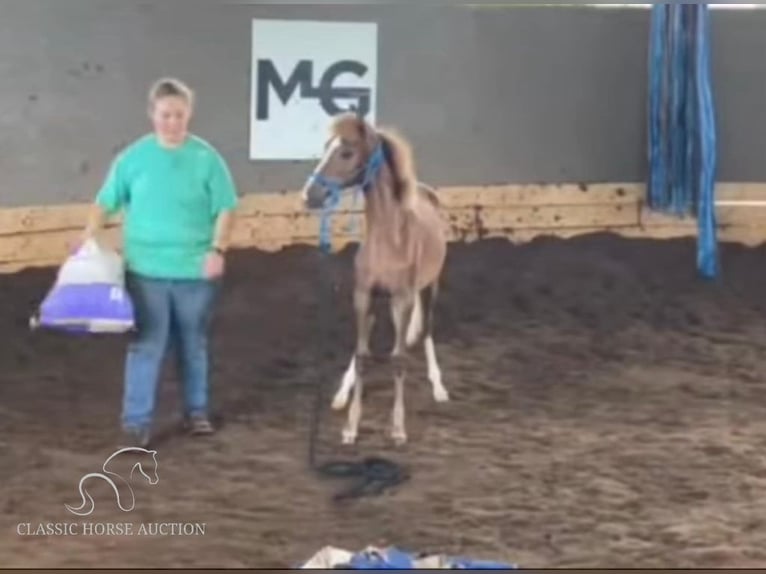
[315,136,342,177]
[302,136,341,203]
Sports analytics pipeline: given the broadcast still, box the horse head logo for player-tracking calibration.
[65,447,159,516]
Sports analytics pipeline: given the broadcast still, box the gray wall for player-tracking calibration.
[0,2,764,208]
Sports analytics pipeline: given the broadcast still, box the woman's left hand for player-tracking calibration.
[204,250,225,278]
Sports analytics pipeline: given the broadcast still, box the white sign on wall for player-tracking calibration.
[250,19,378,161]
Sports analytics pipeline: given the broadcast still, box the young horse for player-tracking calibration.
[301,113,449,446]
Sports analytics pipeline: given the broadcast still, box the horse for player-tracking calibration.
[301,112,450,446]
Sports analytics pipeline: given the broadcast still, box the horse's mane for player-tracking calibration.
[376,127,417,204]
[329,114,419,206]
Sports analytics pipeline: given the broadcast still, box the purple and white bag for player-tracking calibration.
[30,239,135,333]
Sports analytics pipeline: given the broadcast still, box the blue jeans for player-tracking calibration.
[122,272,220,430]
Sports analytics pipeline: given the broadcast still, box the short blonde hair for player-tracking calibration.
[148,77,194,108]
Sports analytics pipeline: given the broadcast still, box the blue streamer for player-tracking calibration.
[648,5,667,211]
[670,5,686,215]
[695,5,719,279]
[647,3,718,279]
[689,8,701,216]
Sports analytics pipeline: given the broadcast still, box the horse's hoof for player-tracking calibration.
[433,387,450,403]
[331,393,349,410]
[341,429,357,445]
[390,429,407,446]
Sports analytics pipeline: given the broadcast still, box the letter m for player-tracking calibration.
[256,60,314,120]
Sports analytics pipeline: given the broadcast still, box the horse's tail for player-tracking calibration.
[65,472,135,516]
[65,497,95,516]
[65,474,100,516]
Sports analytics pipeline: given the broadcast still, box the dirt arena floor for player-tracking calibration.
[2,232,766,568]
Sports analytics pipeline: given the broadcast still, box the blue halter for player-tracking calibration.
[308,142,385,253]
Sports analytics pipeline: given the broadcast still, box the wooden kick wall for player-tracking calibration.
[2,182,766,274]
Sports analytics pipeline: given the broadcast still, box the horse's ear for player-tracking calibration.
[350,107,365,130]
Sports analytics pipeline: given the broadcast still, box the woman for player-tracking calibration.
[80,77,239,448]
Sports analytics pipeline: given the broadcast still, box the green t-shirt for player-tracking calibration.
[96,133,239,279]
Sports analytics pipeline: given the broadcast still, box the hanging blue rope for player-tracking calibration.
[695,6,719,280]
[648,5,667,212]
[647,4,718,279]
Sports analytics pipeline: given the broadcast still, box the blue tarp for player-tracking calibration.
[345,547,515,569]
[301,545,517,569]
[648,4,718,279]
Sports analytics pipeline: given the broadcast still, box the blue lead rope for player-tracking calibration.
[309,173,345,254]
[308,142,385,254]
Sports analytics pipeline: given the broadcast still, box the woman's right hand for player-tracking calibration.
[70,203,106,255]
[68,230,96,256]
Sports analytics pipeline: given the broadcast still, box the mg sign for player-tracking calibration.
[250,19,378,160]
[255,60,372,120]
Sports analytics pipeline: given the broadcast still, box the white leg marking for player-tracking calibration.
[405,293,423,347]
[391,372,407,445]
[332,354,356,410]
[425,336,449,402]
[343,377,363,444]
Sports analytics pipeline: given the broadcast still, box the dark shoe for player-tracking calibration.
[119,426,151,449]
[184,414,215,436]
